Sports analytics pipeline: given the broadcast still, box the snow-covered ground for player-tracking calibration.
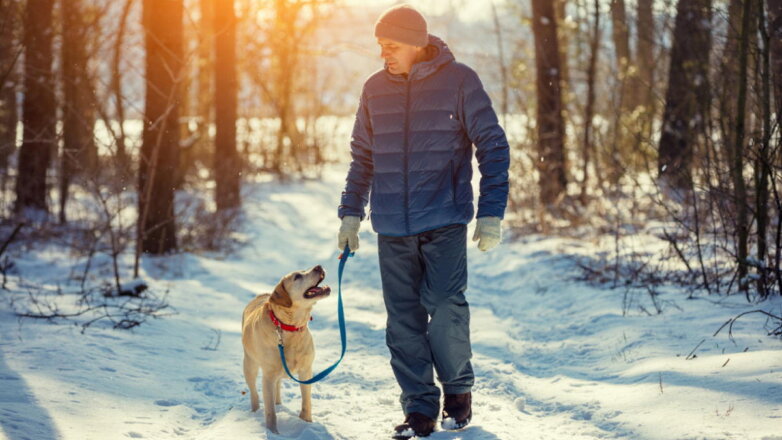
[1,165,781,440]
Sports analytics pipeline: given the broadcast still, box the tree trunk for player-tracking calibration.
[732,0,753,296]
[608,0,640,180]
[722,0,744,106]
[532,0,567,208]
[580,0,600,204]
[15,0,56,216]
[112,0,136,172]
[138,0,183,254]
[770,0,782,130]
[636,0,655,140]
[214,0,240,210]
[556,0,570,91]
[657,0,712,195]
[60,0,97,223]
[0,0,19,185]
[197,0,214,158]
[721,0,757,168]
[766,0,782,297]
[610,0,634,110]
[757,0,772,298]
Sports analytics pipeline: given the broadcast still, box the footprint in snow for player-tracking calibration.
[154,399,180,407]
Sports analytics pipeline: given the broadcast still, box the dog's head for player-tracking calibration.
[270,265,331,308]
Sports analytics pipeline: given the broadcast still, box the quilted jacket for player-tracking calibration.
[338,34,510,237]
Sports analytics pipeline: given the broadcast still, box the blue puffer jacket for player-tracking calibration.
[338,35,510,237]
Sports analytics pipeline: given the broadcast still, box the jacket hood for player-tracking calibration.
[385,34,455,82]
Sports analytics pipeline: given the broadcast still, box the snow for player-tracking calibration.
[1,164,781,439]
[440,418,458,430]
[396,427,415,438]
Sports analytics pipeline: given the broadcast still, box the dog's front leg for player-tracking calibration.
[276,378,282,405]
[299,366,312,422]
[262,375,279,433]
[243,355,260,412]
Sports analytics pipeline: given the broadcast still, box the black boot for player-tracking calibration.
[441,392,472,430]
[392,412,435,439]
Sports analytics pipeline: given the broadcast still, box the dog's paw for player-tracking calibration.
[299,411,312,422]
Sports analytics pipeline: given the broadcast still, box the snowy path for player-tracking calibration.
[1,167,781,439]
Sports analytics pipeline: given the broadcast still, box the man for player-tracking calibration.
[337,4,509,438]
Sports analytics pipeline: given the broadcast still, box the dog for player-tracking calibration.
[242,265,331,433]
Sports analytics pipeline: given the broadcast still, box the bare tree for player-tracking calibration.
[756,0,773,298]
[636,0,655,111]
[111,0,136,172]
[608,0,652,180]
[0,0,20,196]
[137,0,183,255]
[580,0,600,204]
[214,0,240,210]
[555,0,571,145]
[532,0,567,208]
[729,0,753,295]
[60,0,98,223]
[556,0,570,93]
[610,0,634,111]
[15,0,56,216]
[635,0,655,141]
[719,0,757,173]
[196,0,215,163]
[770,0,782,129]
[243,0,332,176]
[657,0,712,195]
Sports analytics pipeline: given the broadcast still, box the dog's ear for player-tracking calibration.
[270,281,293,308]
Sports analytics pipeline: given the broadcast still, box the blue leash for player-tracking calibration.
[277,246,352,384]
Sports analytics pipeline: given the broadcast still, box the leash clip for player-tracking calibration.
[275,326,284,347]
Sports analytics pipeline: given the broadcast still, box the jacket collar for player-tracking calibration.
[384,34,454,82]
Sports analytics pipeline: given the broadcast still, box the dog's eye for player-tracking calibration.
[295,274,302,280]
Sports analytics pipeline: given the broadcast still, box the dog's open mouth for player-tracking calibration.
[304,274,331,299]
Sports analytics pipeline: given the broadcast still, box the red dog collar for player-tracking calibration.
[269,309,310,332]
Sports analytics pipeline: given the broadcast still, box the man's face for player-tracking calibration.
[378,37,423,75]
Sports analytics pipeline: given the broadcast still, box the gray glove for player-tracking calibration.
[338,216,361,252]
[472,216,501,252]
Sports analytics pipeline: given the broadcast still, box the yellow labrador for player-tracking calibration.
[241,265,331,434]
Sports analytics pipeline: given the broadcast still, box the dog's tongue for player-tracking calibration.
[306,285,331,297]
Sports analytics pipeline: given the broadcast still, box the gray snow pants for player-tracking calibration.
[377,223,474,420]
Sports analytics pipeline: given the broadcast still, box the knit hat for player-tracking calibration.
[374,4,428,47]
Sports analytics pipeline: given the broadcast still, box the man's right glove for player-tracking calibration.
[338,216,361,252]
[472,216,501,252]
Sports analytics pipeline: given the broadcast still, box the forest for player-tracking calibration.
[0,0,781,342]
[0,1,781,439]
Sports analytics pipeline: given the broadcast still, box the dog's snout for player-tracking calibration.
[314,265,324,274]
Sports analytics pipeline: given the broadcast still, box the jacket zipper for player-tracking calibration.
[403,78,412,235]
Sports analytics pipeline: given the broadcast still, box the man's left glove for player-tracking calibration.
[472,216,501,252]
